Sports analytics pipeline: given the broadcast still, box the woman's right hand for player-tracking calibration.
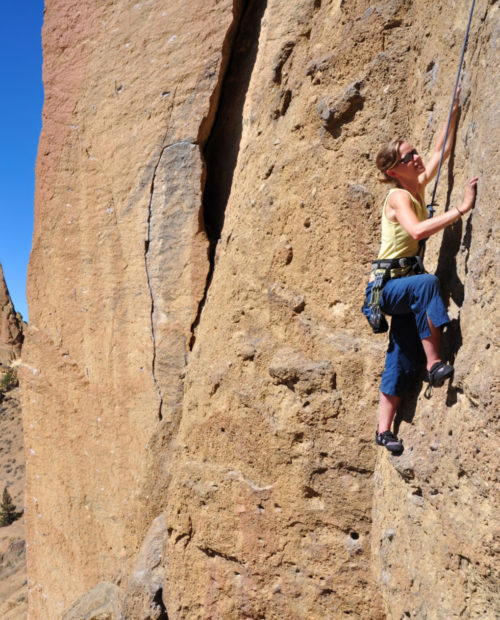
[460,177,478,214]
[452,85,461,114]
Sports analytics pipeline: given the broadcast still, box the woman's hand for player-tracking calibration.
[452,85,461,115]
[458,177,479,215]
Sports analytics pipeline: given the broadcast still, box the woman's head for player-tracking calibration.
[376,139,402,184]
[376,140,424,185]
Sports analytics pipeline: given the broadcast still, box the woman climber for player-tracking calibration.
[363,91,478,453]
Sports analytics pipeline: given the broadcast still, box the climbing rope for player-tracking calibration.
[422,0,477,255]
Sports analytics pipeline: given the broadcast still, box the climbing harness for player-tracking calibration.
[367,256,425,334]
[421,0,477,259]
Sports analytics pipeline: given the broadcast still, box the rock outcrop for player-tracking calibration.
[0,264,24,367]
[0,269,26,619]
[22,0,499,618]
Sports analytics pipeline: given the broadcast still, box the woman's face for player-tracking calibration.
[395,142,425,175]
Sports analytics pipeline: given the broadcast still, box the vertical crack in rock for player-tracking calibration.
[144,90,178,423]
[145,140,203,423]
[202,0,267,241]
[189,0,268,349]
[145,147,168,420]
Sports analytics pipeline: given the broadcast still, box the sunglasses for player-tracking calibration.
[397,148,418,165]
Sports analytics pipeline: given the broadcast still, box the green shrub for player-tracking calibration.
[0,486,17,526]
[0,368,18,393]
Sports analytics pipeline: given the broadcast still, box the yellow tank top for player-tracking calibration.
[377,188,428,259]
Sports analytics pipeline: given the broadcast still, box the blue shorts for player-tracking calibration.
[363,274,450,397]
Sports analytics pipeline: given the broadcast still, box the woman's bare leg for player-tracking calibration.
[421,316,442,370]
[378,392,401,433]
[379,319,447,436]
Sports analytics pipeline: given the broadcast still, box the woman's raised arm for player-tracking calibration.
[418,88,461,188]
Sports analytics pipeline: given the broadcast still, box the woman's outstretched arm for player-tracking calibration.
[418,88,461,188]
[390,178,478,240]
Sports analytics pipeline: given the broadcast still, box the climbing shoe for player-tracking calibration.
[424,361,454,398]
[375,430,404,453]
[428,361,454,386]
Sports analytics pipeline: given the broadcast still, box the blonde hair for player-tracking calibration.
[376,139,402,184]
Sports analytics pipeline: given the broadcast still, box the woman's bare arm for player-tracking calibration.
[418,89,460,187]
[389,179,478,241]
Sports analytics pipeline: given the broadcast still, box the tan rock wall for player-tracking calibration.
[370,1,500,616]
[23,0,499,618]
[164,1,499,617]
[23,0,242,616]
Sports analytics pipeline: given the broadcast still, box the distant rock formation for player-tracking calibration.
[22,0,499,618]
[0,263,24,367]
[0,268,26,618]
[0,388,26,619]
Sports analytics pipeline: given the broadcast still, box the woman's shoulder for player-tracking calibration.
[384,188,424,223]
[387,187,411,197]
[386,187,423,206]
[386,188,414,205]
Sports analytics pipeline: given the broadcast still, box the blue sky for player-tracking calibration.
[0,3,44,321]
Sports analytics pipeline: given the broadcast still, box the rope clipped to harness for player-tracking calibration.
[421,0,477,259]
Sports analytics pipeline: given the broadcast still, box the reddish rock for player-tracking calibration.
[0,264,24,366]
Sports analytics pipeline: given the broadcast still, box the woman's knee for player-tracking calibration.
[421,273,439,287]
[416,273,440,297]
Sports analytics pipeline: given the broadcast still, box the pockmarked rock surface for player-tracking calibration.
[23,0,499,618]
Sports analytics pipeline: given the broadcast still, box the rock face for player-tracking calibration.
[0,388,27,620]
[0,267,26,619]
[0,264,24,367]
[22,0,499,618]
[62,582,119,620]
